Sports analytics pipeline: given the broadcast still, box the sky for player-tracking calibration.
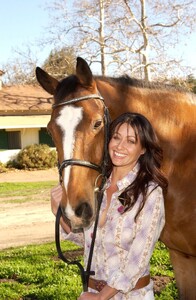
[0,0,196,77]
[0,0,52,67]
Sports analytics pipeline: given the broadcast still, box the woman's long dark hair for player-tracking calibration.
[107,112,168,221]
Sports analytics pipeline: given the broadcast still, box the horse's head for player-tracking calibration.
[36,57,107,229]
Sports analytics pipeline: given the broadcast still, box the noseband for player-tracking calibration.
[52,93,110,292]
[52,94,110,181]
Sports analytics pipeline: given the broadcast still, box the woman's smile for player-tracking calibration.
[113,151,127,158]
[109,123,145,171]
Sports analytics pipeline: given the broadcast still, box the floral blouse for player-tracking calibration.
[61,165,165,299]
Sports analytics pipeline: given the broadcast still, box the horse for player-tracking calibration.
[36,57,196,299]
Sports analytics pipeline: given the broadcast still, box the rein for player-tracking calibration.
[53,94,110,292]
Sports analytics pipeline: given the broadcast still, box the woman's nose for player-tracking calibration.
[116,139,125,148]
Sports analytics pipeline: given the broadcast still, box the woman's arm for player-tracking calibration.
[51,185,71,233]
[51,184,85,246]
[78,284,118,300]
[99,285,118,300]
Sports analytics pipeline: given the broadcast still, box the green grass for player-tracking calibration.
[0,242,83,300]
[151,242,174,277]
[151,242,178,299]
[0,181,178,299]
[0,182,58,203]
[0,242,178,300]
[0,182,57,197]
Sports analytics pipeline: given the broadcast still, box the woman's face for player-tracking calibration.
[109,123,145,171]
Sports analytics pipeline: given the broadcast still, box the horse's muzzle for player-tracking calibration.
[75,201,93,220]
[62,201,94,229]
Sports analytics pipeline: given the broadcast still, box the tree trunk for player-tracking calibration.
[140,0,151,81]
[99,0,106,75]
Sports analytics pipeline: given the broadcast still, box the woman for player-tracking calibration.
[51,112,168,300]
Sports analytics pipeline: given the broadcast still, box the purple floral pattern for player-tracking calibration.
[61,164,165,299]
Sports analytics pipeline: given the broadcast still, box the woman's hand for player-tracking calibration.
[78,292,103,300]
[51,185,71,233]
[78,285,118,300]
[51,184,62,216]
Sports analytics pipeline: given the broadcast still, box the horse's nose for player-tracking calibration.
[75,202,93,220]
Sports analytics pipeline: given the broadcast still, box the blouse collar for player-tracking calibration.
[106,163,140,192]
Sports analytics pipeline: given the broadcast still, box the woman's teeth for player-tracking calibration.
[114,151,126,157]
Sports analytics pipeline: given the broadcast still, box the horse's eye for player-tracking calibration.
[93,120,102,129]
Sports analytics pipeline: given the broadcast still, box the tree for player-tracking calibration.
[44,0,110,75]
[166,74,196,93]
[41,47,76,80]
[2,45,38,85]
[187,74,196,94]
[44,0,196,81]
[2,46,76,85]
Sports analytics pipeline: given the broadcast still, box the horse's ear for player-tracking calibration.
[35,67,59,95]
[76,57,93,86]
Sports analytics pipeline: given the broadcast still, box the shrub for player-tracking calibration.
[0,162,7,173]
[6,160,18,169]
[13,144,57,170]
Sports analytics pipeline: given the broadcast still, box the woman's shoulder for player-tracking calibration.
[147,182,163,197]
[143,184,164,212]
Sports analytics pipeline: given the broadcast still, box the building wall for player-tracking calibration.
[0,128,54,150]
[0,128,54,163]
[20,128,39,148]
[0,149,20,163]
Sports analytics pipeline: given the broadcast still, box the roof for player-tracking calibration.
[0,84,53,115]
[0,115,51,129]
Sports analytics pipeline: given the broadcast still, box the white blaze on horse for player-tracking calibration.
[36,57,196,300]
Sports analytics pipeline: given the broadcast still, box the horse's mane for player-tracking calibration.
[55,74,191,104]
[96,75,188,93]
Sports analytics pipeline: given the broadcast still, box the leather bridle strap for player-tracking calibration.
[84,189,104,286]
[55,206,90,291]
[55,189,105,292]
[58,159,102,179]
[52,94,104,108]
[54,94,108,182]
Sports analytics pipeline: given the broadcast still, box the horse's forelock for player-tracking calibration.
[55,75,80,103]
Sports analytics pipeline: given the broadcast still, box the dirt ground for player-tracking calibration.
[0,168,59,250]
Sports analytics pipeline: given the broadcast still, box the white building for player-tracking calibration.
[0,84,53,163]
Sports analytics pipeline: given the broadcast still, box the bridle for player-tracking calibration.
[53,94,109,180]
[53,94,110,292]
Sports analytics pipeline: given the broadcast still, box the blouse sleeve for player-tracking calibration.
[107,185,165,293]
[60,227,85,247]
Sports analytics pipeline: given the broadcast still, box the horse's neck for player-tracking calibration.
[96,78,157,120]
[96,78,195,123]
[96,78,196,155]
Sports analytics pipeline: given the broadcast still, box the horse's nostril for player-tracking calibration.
[75,202,93,219]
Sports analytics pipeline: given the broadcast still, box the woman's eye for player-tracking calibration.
[128,139,135,144]
[113,135,119,140]
[93,120,102,129]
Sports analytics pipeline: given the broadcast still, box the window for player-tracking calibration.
[0,130,8,149]
[7,131,21,149]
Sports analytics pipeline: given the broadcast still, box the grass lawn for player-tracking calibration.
[0,181,178,299]
[0,182,57,199]
[0,242,178,299]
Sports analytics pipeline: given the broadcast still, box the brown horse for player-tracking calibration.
[36,57,196,299]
